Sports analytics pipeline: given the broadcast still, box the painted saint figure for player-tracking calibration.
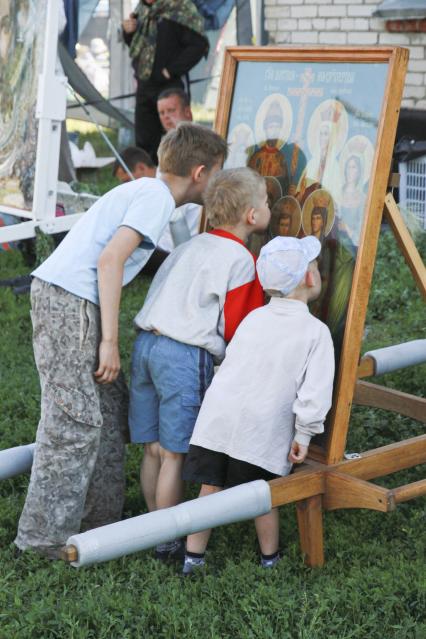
[302,190,335,324]
[326,135,375,341]
[278,213,292,237]
[338,136,374,247]
[328,156,364,339]
[341,155,364,209]
[297,100,348,206]
[248,100,290,192]
[310,206,327,244]
[271,196,301,238]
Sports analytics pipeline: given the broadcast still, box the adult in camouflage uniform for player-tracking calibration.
[14,123,228,559]
[122,0,208,162]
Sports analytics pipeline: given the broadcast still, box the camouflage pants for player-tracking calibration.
[15,278,129,557]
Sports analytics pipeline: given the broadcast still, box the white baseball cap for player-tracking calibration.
[256,236,321,295]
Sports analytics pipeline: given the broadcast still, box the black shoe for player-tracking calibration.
[260,551,281,569]
[154,539,185,563]
[11,545,25,559]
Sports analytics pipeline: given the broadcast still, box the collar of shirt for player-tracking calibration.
[268,297,309,314]
[208,228,246,247]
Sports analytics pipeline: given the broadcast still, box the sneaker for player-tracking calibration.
[260,552,281,569]
[154,539,185,563]
[182,555,206,577]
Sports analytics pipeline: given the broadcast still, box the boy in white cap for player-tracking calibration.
[182,235,335,574]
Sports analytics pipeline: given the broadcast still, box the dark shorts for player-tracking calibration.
[182,445,279,489]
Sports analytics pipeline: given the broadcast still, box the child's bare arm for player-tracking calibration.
[288,440,308,464]
[96,226,143,384]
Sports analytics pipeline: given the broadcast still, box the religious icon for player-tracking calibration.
[300,189,336,329]
[226,123,255,169]
[302,189,335,242]
[248,94,293,193]
[297,99,348,206]
[325,136,375,339]
[337,135,374,246]
[217,48,406,459]
[270,196,301,238]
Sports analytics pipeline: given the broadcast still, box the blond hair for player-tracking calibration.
[158,122,228,176]
[205,168,266,227]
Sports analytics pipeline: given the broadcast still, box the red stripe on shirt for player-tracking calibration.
[223,275,264,342]
[208,229,265,341]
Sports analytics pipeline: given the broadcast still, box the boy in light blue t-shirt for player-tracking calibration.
[15,124,227,559]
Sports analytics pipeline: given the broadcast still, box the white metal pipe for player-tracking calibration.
[67,480,272,567]
[0,444,36,481]
[0,221,37,244]
[39,212,84,236]
[0,211,85,244]
[364,339,426,376]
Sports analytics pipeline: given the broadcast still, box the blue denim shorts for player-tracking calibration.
[129,331,214,453]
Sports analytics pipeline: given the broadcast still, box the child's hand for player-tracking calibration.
[288,440,308,464]
[94,340,121,384]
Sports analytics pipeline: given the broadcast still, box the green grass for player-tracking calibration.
[0,231,425,638]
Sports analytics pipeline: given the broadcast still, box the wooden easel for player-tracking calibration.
[209,45,426,566]
[268,190,426,567]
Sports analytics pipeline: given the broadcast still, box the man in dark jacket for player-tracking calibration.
[123,0,208,162]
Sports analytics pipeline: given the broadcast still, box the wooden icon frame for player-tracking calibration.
[215,46,409,464]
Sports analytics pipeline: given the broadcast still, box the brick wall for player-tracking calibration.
[264,0,426,109]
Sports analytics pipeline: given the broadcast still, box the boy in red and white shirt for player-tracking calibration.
[129,167,270,560]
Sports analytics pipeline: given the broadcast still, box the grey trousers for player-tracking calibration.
[15,278,128,556]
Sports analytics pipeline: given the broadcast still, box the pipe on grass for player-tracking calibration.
[365,339,426,376]
[0,443,36,480]
[67,479,271,567]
